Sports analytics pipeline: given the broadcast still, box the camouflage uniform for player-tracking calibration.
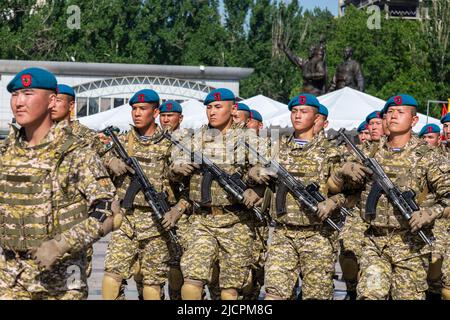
[349,136,448,300]
[0,121,115,300]
[171,123,256,294]
[264,131,343,300]
[103,126,177,297]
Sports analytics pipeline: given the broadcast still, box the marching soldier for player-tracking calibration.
[0,67,121,300]
[50,84,105,156]
[255,94,345,300]
[313,103,329,135]
[168,88,261,300]
[246,109,264,135]
[328,94,449,300]
[366,110,384,142]
[232,102,251,125]
[419,123,441,148]
[356,121,371,144]
[101,89,187,300]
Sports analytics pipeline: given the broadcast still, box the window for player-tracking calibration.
[100,98,112,112]
[77,97,87,117]
[114,98,124,108]
[88,98,99,115]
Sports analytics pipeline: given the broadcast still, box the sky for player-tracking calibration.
[298,0,338,16]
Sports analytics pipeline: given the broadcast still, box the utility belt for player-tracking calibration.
[2,249,32,260]
[193,204,243,216]
[278,223,322,232]
[368,226,407,237]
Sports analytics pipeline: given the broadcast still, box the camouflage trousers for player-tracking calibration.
[0,250,88,300]
[181,216,254,291]
[104,228,171,288]
[357,229,430,300]
[264,225,338,300]
[242,224,269,300]
[432,219,450,290]
[338,212,368,291]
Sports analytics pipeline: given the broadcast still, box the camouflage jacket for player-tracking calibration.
[347,135,448,229]
[269,131,344,227]
[70,120,106,156]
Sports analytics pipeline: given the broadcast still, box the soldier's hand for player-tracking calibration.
[100,200,123,236]
[170,161,200,177]
[162,205,183,231]
[242,189,261,209]
[108,157,133,176]
[248,166,277,185]
[30,235,71,271]
[409,209,435,233]
[317,198,338,221]
[337,162,372,183]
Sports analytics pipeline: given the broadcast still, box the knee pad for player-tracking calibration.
[181,279,203,300]
[442,287,450,300]
[102,272,123,300]
[221,288,238,300]
[143,285,161,300]
[339,254,358,282]
[428,257,443,281]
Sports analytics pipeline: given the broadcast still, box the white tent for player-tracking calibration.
[79,87,441,133]
[257,87,441,133]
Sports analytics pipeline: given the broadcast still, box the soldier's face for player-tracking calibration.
[368,118,384,141]
[131,102,159,129]
[443,122,450,143]
[232,110,249,125]
[422,133,440,147]
[246,119,263,134]
[11,88,56,128]
[159,112,182,131]
[386,106,419,135]
[382,116,390,136]
[206,101,235,129]
[50,94,74,121]
[291,106,318,132]
[358,130,371,144]
[313,114,328,134]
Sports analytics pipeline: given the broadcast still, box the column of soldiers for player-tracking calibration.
[0,67,448,300]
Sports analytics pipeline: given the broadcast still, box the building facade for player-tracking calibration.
[338,0,429,19]
[0,59,253,135]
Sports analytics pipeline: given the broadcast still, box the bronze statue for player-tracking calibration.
[329,47,365,92]
[277,40,327,96]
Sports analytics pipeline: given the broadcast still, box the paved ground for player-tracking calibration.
[87,233,349,300]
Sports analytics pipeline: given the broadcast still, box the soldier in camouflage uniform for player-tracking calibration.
[253,94,345,300]
[366,111,384,143]
[328,94,449,300]
[168,88,262,300]
[158,100,192,300]
[102,90,189,300]
[50,83,107,279]
[0,68,120,300]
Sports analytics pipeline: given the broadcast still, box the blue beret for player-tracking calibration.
[7,67,57,93]
[236,103,251,112]
[383,94,418,112]
[249,109,263,122]
[288,93,321,111]
[159,100,182,114]
[204,88,235,105]
[441,113,450,124]
[318,104,329,117]
[366,110,383,123]
[357,121,369,133]
[57,84,75,98]
[129,89,160,106]
[418,124,441,137]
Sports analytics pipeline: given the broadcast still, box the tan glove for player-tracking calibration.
[443,207,450,219]
[162,204,184,231]
[108,157,133,176]
[31,235,71,271]
[336,162,372,183]
[99,200,123,236]
[242,189,261,209]
[317,197,339,222]
[170,161,200,177]
[409,208,435,233]
[248,166,277,185]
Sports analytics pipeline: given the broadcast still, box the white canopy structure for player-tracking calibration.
[79,87,441,133]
